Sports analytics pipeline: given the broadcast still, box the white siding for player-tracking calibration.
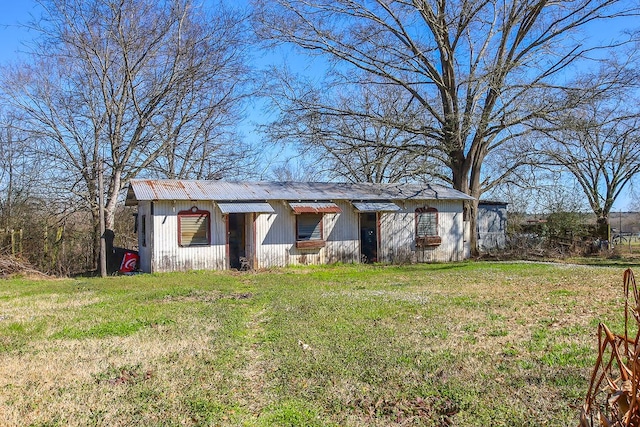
[150,200,226,273]
[255,202,294,267]
[379,200,465,263]
[254,200,360,267]
[325,200,360,263]
[380,211,415,263]
[140,198,468,272]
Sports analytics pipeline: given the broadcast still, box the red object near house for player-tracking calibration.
[119,251,139,273]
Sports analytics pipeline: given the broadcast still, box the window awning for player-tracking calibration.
[352,201,400,212]
[289,202,342,214]
[217,202,275,214]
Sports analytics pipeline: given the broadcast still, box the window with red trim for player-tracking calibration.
[415,207,441,246]
[297,214,323,240]
[295,214,325,249]
[178,207,210,246]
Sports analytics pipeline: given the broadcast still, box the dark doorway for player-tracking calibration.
[228,213,246,269]
[360,213,378,263]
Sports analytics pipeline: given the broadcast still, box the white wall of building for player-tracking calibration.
[379,200,465,263]
[140,198,468,272]
[148,200,225,272]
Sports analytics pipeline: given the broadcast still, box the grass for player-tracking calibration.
[0,261,632,426]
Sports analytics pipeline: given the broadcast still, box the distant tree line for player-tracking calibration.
[1,0,639,273]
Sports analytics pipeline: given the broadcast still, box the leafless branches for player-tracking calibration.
[525,61,640,235]
[1,0,252,233]
[253,0,640,251]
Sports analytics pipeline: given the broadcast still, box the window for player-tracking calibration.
[178,207,210,246]
[415,207,441,247]
[296,214,325,249]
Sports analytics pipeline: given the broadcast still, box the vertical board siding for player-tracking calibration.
[380,211,415,263]
[142,198,468,272]
[324,200,360,264]
[137,202,152,273]
[379,200,465,263]
[477,204,507,251]
[255,202,294,268]
[254,200,360,267]
[151,200,226,272]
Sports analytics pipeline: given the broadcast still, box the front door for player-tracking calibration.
[360,213,378,263]
[228,213,246,269]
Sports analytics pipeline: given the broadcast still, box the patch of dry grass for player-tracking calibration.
[0,262,629,426]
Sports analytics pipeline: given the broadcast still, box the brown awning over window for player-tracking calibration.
[288,202,342,214]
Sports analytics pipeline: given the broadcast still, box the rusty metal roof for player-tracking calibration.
[289,202,342,214]
[126,179,475,205]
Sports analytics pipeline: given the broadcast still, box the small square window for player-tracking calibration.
[297,214,323,241]
[178,208,210,246]
[296,214,325,249]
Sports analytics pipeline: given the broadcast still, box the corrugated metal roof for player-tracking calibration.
[217,202,275,214]
[352,201,401,212]
[126,179,475,205]
[289,202,342,214]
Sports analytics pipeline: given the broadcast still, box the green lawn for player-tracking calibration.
[0,262,630,426]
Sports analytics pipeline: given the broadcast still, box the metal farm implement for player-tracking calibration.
[581,269,640,426]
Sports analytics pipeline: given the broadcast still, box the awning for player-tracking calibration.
[352,201,400,212]
[289,202,342,214]
[217,202,275,214]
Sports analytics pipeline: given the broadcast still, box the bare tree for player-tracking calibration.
[531,91,640,239]
[268,157,324,182]
[1,0,251,266]
[0,110,43,230]
[253,0,640,253]
[264,72,442,183]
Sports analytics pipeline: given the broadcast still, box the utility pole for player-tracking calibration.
[620,211,623,236]
[98,160,107,277]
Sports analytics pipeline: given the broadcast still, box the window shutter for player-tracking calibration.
[179,212,209,246]
[416,212,437,237]
[297,214,322,240]
[415,207,441,247]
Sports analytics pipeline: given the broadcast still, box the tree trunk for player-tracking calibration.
[596,216,610,242]
[104,171,122,231]
[91,209,101,271]
[466,199,480,257]
[450,148,483,257]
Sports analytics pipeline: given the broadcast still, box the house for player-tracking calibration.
[477,201,508,251]
[125,180,475,273]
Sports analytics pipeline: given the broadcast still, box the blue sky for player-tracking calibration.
[0,1,636,211]
[0,1,40,62]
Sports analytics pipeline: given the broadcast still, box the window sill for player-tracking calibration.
[296,240,326,249]
[416,236,441,248]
